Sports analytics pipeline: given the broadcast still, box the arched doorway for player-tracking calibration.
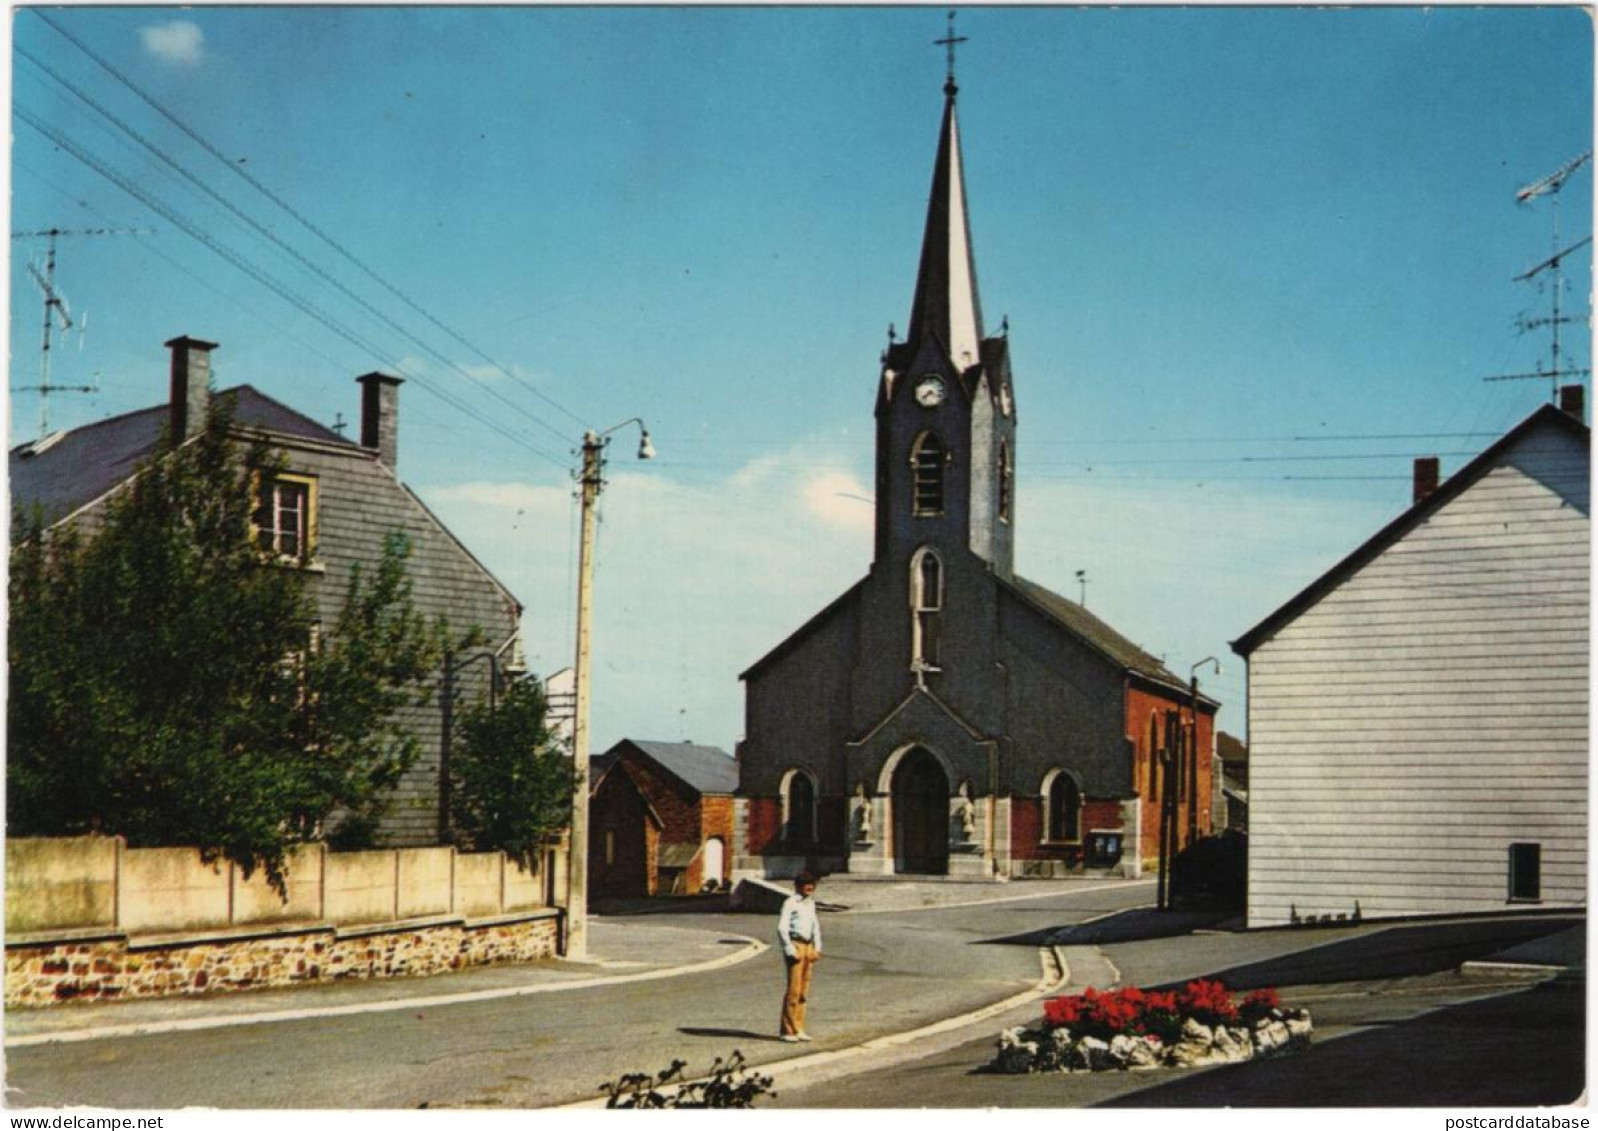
[702,836,725,889]
[892,746,950,874]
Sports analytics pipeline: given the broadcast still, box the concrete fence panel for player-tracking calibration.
[503,856,544,911]
[5,835,120,933]
[453,852,505,918]
[232,844,325,926]
[396,847,453,919]
[119,847,231,934]
[323,850,399,925]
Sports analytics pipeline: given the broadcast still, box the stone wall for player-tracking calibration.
[6,836,568,1007]
[6,912,559,1008]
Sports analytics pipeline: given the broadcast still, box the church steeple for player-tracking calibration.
[875,42,1016,582]
[905,79,985,376]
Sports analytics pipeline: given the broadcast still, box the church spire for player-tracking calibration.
[906,39,984,376]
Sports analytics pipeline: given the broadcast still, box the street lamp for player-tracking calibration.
[565,417,654,960]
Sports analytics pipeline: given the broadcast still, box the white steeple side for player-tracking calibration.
[943,110,981,373]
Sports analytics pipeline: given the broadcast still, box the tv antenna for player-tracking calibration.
[10,226,151,435]
[1485,153,1591,400]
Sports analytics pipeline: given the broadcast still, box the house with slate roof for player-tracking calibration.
[10,335,524,847]
[734,72,1217,882]
[589,740,738,899]
[1233,396,1589,927]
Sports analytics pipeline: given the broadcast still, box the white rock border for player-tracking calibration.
[991,1008,1313,1074]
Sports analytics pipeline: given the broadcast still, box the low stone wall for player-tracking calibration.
[6,910,560,1008]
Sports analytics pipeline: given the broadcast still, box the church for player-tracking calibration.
[732,65,1217,881]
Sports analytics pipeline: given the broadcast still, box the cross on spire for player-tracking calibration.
[935,10,967,95]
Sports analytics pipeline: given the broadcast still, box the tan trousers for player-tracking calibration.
[780,941,818,1036]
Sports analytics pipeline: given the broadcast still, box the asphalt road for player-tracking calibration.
[769,912,1586,1108]
[5,879,1155,1109]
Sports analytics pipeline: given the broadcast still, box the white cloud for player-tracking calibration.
[802,470,874,533]
[140,20,205,66]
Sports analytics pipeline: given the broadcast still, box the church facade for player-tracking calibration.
[733,74,1217,882]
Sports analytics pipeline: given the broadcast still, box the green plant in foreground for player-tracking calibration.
[600,1050,776,1108]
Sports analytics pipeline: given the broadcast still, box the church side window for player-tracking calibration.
[998,441,1013,523]
[1044,771,1082,843]
[910,547,943,671]
[912,432,946,516]
[783,771,817,846]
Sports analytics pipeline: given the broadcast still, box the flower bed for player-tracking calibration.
[990,981,1312,1074]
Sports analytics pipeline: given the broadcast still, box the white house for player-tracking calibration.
[1232,397,1589,928]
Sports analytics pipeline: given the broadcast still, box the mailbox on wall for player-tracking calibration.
[1086,829,1123,869]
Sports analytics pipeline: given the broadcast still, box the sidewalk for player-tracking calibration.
[5,916,762,1047]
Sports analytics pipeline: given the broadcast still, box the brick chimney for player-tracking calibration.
[1559,384,1585,423]
[165,336,218,441]
[1412,456,1440,505]
[357,372,403,469]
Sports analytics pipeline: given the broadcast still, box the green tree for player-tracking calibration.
[448,676,578,868]
[7,394,444,891]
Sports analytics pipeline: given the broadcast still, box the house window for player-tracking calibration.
[998,441,1012,523]
[1043,771,1082,843]
[911,547,943,671]
[254,474,316,561]
[912,432,946,515]
[1509,843,1541,902]
[783,771,816,846]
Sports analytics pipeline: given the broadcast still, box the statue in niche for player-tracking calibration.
[855,782,874,844]
[957,782,977,842]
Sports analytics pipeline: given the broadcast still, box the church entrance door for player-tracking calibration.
[892,747,950,875]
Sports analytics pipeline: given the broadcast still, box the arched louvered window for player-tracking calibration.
[912,432,946,516]
[998,441,1013,523]
[910,547,943,671]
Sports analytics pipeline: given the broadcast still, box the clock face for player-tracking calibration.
[915,375,946,407]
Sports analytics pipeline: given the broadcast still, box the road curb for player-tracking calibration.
[556,939,1074,1109]
[5,933,769,1049]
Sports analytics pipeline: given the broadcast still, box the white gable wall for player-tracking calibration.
[1246,422,1589,927]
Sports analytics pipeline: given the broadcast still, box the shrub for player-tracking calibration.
[1042,980,1260,1042]
[1178,979,1239,1027]
[600,1051,775,1108]
[1169,829,1247,911]
[1240,987,1280,1024]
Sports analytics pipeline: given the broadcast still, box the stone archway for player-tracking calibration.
[892,746,950,875]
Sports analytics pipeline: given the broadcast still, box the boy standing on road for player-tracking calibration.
[777,872,822,1042]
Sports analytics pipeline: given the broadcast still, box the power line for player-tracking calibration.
[16,104,569,470]
[16,44,578,451]
[31,8,592,434]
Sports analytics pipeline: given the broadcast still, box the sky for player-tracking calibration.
[8,5,1593,754]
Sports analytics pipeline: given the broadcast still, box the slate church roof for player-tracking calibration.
[1001,574,1200,697]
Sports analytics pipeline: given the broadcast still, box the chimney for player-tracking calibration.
[1412,456,1440,505]
[357,372,403,469]
[165,336,218,441]
[1559,384,1585,423]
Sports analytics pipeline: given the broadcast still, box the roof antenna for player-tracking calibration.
[935,10,967,96]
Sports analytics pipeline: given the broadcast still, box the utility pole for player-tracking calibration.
[11,226,150,436]
[1157,708,1179,911]
[1189,657,1220,845]
[566,418,654,960]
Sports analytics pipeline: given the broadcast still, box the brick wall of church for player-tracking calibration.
[1125,684,1216,866]
[1009,798,1126,867]
[745,797,782,856]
